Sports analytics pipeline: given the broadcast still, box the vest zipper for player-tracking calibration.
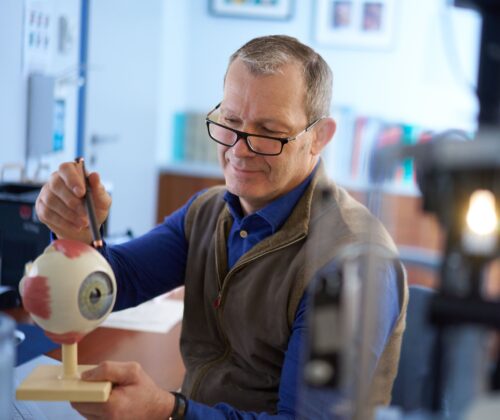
[216,233,306,308]
[213,292,222,308]
[213,243,223,308]
[190,233,306,400]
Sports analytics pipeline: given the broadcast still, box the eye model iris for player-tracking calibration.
[78,271,114,320]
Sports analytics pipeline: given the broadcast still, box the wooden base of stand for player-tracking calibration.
[16,365,111,402]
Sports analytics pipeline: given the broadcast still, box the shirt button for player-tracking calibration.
[240,230,248,238]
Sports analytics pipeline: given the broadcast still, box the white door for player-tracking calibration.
[84,0,162,237]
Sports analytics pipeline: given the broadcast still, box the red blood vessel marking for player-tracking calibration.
[44,330,85,345]
[22,276,51,319]
[52,239,92,259]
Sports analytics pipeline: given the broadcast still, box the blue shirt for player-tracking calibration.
[101,166,400,419]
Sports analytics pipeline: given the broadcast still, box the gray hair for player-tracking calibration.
[226,35,333,122]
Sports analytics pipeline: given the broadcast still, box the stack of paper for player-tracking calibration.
[101,297,184,334]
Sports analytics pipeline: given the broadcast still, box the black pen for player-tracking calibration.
[75,157,103,249]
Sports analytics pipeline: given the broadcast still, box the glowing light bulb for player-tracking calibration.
[466,190,498,235]
[462,189,498,255]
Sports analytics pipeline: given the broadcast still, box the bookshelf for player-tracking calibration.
[322,106,443,197]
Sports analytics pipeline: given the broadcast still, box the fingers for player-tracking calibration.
[71,402,107,419]
[45,165,86,214]
[36,189,85,231]
[73,361,174,420]
[82,361,142,385]
[36,163,86,229]
[58,161,86,198]
[35,161,111,241]
[38,183,86,225]
[88,171,101,188]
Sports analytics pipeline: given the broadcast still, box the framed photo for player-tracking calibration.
[315,0,396,49]
[209,0,293,21]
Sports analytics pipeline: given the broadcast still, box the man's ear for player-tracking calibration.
[311,118,336,155]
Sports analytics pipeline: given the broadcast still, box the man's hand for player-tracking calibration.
[36,161,111,244]
[71,361,175,420]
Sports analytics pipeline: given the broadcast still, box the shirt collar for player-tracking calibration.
[223,162,320,233]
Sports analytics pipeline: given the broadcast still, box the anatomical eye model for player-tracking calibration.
[16,239,116,402]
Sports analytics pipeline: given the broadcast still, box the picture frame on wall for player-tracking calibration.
[209,0,293,21]
[315,0,396,49]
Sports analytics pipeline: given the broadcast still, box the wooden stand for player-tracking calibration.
[16,343,111,402]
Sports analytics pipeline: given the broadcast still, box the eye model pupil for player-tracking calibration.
[89,288,101,304]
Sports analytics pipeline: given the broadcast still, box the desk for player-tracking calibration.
[6,306,186,392]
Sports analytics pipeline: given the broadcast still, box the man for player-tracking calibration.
[36,35,407,419]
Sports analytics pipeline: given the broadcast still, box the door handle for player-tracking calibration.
[91,134,119,145]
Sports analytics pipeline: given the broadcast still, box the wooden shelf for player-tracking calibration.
[156,169,223,223]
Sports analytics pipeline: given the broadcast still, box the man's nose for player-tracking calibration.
[232,136,255,157]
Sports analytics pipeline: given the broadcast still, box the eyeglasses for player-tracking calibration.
[205,103,324,156]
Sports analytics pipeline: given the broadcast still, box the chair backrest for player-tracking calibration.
[391,285,437,411]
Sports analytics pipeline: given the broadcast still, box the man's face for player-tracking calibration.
[218,58,321,215]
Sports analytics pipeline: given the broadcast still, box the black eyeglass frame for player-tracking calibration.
[205,103,325,156]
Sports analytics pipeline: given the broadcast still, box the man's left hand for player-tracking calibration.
[71,361,175,420]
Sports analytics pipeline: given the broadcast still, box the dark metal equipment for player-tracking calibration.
[0,183,51,295]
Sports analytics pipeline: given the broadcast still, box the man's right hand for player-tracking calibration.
[36,161,112,244]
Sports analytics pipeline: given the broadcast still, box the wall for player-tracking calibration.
[0,0,27,174]
[83,0,162,237]
[156,1,189,166]
[0,0,81,182]
[158,0,481,168]
[0,1,483,233]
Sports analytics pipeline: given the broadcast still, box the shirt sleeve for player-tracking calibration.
[101,192,202,310]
